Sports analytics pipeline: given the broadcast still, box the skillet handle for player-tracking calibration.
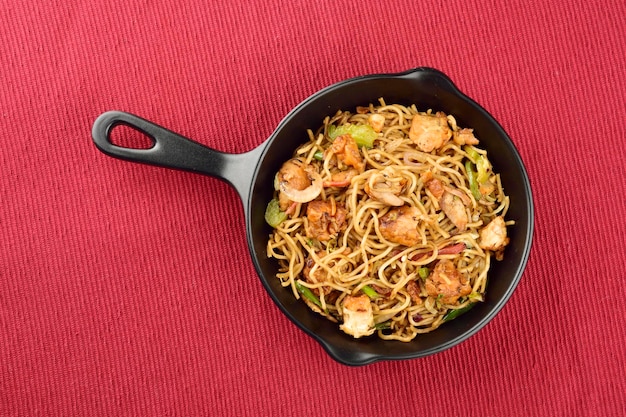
[91,111,264,202]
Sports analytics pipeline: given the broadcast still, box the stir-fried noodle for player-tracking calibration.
[266,100,512,341]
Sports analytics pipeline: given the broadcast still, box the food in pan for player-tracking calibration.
[265,100,512,341]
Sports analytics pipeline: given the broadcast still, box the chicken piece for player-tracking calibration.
[479,216,509,252]
[368,113,386,132]
[326,134,365,172]
[424,259,471,304]
[379,205,422,246]
[276,158,310,211]
[440,191,468,231]
[422,171,469,231]
[406,280,423,305]
[409,112,452,152]
[452,128,479,146]
[305,200,348,242]
[365,166,407,206]
[339,295,375,338]
[423,174,445,200]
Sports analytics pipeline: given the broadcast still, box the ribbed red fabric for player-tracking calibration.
[1,1,625,415]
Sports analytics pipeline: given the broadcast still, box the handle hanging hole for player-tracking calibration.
[109,123,155,150]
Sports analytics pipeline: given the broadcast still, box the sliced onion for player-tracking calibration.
[279,171,323,203]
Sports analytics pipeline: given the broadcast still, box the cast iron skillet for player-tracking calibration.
[92,67,534,366]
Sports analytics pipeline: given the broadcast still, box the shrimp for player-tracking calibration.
[277,158,309,210]
[409,112,452,152]
[424,259,471,304]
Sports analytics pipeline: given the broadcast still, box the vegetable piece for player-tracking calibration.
[443,302,476,322]
[465,145,490,184]
[418,267,430,279]
[465,160,482,200]
[464,145,480,162]
[476,156,490,183]
[328,124,377,148]
[313,150,324,160]
[468,292,483,302]
[361,285,379,299]
[374,321,391,330]
[264,198,288,227]
[295,281,323,309]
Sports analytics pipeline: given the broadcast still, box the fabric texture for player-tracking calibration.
[1,1,625,415]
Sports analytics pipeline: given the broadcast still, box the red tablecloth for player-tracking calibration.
[2,1,625,415]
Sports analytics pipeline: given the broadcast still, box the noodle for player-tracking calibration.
[265,99,512,341]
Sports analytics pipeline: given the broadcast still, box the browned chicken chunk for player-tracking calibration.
[409,112,452,152]
[326,134,365,172]
[305,200,348,242]
[368,113,386,132]
[452,128,479,146]
[424,174,445,199]
[339,295,375,338]
[479,216,509,251]
[379,205,422,246]
[424,259,471,304]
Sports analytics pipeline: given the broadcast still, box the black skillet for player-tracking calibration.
[92,67,534,366]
